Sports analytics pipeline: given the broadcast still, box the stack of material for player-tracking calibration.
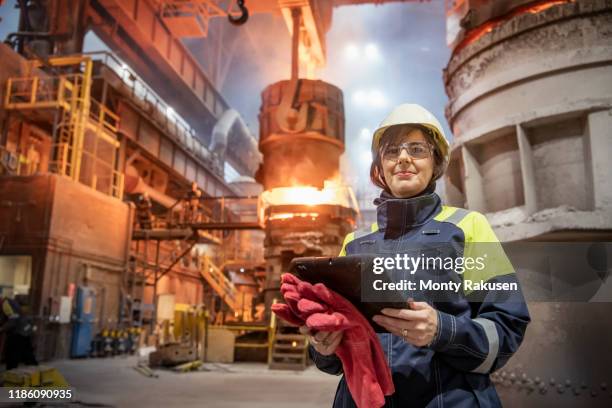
[148,343,196,367]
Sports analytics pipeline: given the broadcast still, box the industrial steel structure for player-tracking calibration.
[443,1,612,406]
[0,0,610,405]
[0,0,375,364]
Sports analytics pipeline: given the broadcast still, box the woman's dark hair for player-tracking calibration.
[369,124,447,192]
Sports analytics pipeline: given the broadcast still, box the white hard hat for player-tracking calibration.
[372,103,450,162]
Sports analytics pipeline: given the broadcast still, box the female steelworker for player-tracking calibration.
[302,104,530,407]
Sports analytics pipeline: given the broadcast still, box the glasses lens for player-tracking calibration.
[383,145,401,160]
[383,142,431,161]
[408,143,430,159]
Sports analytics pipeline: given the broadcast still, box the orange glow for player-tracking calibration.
[268,212,320,221]
[260,180,358,210]
[527,0,569,13]
[454,0,575,54]
[459,23,495,51]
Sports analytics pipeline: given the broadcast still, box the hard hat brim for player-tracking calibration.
[372,123,449,160]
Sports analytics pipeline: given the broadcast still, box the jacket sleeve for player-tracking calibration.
[308,345,343,375]
[428,212,531,374]
[308,232,356,376]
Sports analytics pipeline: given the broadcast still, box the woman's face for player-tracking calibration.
[380,128,434,198]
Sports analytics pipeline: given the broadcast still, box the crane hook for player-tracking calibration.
[228,0,249,26]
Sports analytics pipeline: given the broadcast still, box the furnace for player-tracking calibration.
[256,78,358,319]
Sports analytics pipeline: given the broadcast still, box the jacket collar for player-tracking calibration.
[374,184,441,238]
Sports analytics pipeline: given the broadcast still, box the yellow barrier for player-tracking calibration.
[2,366,69,387]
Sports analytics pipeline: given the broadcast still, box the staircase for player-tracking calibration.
[51,100,79,177]
[199,255,239,314]
[48,70,90,181]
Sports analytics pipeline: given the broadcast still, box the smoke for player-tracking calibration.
[185,1,451,204]
[184,12,292,138]
[318,1,451,205]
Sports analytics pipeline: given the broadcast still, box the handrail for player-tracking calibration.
[4,69,124,200]
[4,74,80,110]
[164,195,263,230]
[83,51,203,147]
[81,49,229,114]
[200,255,238,310]
[89,99,119,133]
[81,51,227,178]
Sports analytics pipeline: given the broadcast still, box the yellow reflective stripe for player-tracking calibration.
[457,212,515,293]
[2,299,16,318]
[444,208,471,225]
[338,232,355,257]
[457,211,497,243]
[338,222,378,257]
[433,205,459,222]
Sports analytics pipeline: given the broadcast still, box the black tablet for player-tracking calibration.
[289,255,409,333]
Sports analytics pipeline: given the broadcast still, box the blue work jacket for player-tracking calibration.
[309,190,531,407]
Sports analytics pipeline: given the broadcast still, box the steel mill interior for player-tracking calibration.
[0,0,611,407]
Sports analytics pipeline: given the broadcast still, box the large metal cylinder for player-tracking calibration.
[257,78,355,316]
[443,2,612,407]
[257,79,345,189]
[443,0,612,221]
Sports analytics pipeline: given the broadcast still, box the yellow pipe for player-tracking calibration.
[268,298,278,365]
[4,78,11,107]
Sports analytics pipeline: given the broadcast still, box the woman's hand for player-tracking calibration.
[299,326,343,356]
[372,300,438,347]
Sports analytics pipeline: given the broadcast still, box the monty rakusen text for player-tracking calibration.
[370,254,518,293]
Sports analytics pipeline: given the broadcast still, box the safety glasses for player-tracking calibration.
[382,142,433,161]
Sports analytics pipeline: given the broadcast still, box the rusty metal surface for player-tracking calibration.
[257,79,345,190]
[495,301,612,407]
[0,174,131,359]
[443,1,612,406]
[88,0,229,145]
[257,76,354,317]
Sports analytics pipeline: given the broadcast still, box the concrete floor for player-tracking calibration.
[38,356,339,408]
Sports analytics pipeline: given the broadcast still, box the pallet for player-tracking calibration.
[269,331,308,370]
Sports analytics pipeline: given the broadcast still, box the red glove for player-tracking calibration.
[272,273,395,408]
[271,302,303,327]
